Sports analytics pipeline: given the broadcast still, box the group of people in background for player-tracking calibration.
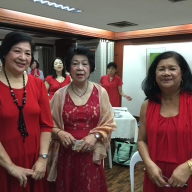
[0,31,192,192]
[26,49,132,107]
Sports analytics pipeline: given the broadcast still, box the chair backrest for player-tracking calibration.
[130,151,143,192]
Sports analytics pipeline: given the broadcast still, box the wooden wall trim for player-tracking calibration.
[1,8,192,41]
[0,8,114,39]
[115,24,192,40]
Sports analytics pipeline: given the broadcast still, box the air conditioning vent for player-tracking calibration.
[107,21,138,28]
[168,0,186,2]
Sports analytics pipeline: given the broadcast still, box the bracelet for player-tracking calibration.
[186,160,192,172]
[8,166,15,175]
[56,129,62,136]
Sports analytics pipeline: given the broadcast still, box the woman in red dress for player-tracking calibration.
[28,60,44,81]
[138,51,192,191]
[100,62,132,107]
[0,32,53,192]
[44,57,71,100]
[47,46,117,192]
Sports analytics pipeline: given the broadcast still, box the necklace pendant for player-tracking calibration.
[3,68,28,142]
[71,81,89,97]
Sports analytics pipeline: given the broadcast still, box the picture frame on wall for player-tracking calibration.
[146,47,166,74]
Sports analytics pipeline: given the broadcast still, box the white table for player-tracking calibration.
[112,111,138,142]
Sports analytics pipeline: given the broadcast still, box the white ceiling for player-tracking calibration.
[1,0,192,33]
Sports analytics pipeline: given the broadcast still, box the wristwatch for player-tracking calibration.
[187,160,192,172]
[94,133,100,140]
[39,154,49,159]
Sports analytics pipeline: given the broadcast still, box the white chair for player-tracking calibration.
[103,146,112,168]
[130,151,143,192]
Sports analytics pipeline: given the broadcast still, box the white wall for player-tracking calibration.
[122,41,192,117]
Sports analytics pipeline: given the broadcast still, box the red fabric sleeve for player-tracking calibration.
[117,76,123,86]
[65,75,71,84]
[36,78,53,132]
[99,76,103,84]
[44,75,52,84]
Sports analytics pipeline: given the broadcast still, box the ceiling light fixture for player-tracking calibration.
[168,0,186,2]
[29,0,82,13]
[107,21,138,28]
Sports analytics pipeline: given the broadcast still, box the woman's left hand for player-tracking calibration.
[168,162,191,187]
[77,134,97,153]
[31,157,47,180]
[34,69,39,77]
[125,95,132,101]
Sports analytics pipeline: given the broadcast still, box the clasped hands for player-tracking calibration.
[57,130,97,152]
[146,161,191,188]
[8,157,47,188]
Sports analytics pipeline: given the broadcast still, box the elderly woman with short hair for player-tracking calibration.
[0,32,53,192]
[47,46,116,192]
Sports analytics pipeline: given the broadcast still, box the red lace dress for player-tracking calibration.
[50,86,108,192]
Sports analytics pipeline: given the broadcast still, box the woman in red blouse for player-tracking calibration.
[44,57,71,100]
[0,32,53,192]
[100,62,132,107]
[138,51,192,191]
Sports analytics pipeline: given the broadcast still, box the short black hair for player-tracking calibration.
[142,51,192,103]
[50,57,66,79]
[30,60,39,69]
[65,46,95,73]
[0,31,35,66]
[107,62,117,69]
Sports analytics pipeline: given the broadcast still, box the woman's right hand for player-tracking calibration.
[8,164,34,187]
[145,161,168,187]
[58,130,76,148]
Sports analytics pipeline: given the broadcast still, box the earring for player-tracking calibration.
[181,79,183,84]
[154,81,156,86]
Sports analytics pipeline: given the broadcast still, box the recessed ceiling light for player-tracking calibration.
[29,0,82,13]
[168,0,186,2]
[107,21,138,28]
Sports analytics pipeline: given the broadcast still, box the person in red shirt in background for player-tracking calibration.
[44,57,71,100]
[100,62,132,107]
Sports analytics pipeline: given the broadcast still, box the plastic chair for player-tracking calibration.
[103,146,112,168]
[130,151,143,192]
